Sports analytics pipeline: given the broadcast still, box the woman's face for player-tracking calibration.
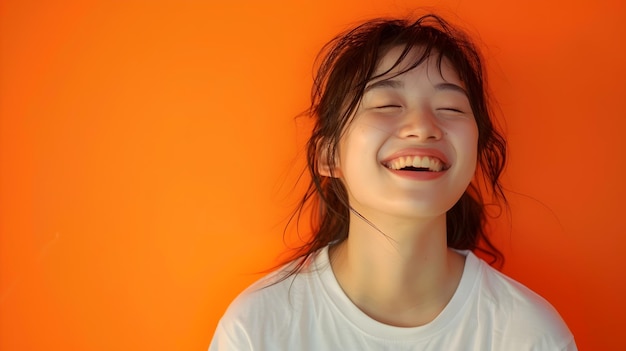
[328,46,479,221]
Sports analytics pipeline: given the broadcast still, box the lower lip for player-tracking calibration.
[386,168,447,180]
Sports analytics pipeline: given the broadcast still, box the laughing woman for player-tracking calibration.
[209,14,577,351]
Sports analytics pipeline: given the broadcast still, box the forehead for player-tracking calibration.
[373,45,463,85]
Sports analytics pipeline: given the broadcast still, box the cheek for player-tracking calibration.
[362,117,398,136]
[449,122,479,167]
[336,125,386,172]
[468,126,479,159]
[461,121,479,148]
[468,127,480,174]
[351,118,397,145]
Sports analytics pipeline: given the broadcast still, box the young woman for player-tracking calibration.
[210,14,577,350]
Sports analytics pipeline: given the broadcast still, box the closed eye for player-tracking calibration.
[376,105,402,109]
[437,108,465,113]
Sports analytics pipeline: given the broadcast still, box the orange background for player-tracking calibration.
[1,0,624,350]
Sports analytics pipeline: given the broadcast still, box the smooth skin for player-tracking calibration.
[322,46,479,328]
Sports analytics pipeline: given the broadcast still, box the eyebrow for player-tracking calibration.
[434,82,468,96]
[363,79,403,93]
[364,79,468,97]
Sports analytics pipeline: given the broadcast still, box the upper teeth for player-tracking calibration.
[386,156,444,172]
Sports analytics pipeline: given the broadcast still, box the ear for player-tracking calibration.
[317,139,340,178]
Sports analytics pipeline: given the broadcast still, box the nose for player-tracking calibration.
[397,108,443,141]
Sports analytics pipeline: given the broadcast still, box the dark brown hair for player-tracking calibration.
[283,14,507,275]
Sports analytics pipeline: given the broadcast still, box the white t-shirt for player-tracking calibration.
[210,247,577,350]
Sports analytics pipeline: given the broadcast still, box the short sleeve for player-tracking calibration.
[208,319,253,351]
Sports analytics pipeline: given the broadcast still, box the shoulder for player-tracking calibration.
[219,262,309,326]
[471,254,577,350]
[210,253,325,350]
[220,266,304,323]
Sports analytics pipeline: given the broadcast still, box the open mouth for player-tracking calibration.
[383,155,447,172]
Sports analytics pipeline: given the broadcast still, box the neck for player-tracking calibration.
[329,210,465,327]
